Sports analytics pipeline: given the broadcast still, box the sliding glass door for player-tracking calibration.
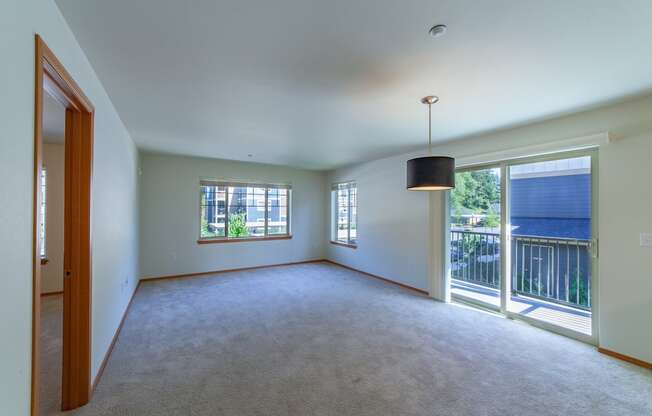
[449,166,502,309]
[448,150,598,342]
[505,153,596,340]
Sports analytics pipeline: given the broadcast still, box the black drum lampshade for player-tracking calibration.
[406,156,455,190]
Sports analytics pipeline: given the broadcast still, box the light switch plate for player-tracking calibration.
[640,233,652,247]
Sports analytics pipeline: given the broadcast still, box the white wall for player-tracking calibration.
[0,1,140,414]
[41,143,65,294]
[139,153,326,278]
[328,155,431,292]
[327,94,652,364]
[599,134,652,364]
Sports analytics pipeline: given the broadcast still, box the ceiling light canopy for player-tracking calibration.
[406,96,455,191]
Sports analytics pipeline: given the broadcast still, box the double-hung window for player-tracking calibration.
[331,182,357,246]
[199,181,291,242]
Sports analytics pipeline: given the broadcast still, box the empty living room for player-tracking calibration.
[3,1,652,415]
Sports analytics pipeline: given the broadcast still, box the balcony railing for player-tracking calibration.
[450,230,592,310]
[451,230,501,289]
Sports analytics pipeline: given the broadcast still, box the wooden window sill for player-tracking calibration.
[198,235,292,244]
[330,240,357,249]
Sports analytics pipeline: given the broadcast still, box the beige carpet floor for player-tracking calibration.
[60,262,651,415]
[40,293,63,416]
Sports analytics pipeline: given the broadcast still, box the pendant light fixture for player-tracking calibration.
[406,96,455,191]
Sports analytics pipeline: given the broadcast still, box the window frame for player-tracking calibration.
[330,181,357,248]
[39,168,47,259]
[198,180,292,243]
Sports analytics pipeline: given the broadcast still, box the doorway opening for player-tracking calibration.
[448,150,598,343]
[38,90,66,415]
[32,35,95,415]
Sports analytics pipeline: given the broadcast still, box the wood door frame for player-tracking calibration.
[32,34,94,415]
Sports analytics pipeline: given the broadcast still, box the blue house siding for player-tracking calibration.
[510,174,591,240]
[509,173,592,307]
[510,174,591,219]
[511,218,591,240]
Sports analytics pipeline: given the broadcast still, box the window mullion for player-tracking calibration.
[225,186,230,239]
[347,186,351,244]
[264,188,269,237]
[332,190,336,241]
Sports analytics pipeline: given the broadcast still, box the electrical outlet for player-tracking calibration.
[640,233,652,248]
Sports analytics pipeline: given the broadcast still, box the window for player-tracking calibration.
[39,169,47,258]
[331,182,357,246]
[199,181,290,242]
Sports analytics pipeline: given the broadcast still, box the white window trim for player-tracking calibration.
[331,181,357,247]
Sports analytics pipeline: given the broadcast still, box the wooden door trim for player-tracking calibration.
[33,34,94,415]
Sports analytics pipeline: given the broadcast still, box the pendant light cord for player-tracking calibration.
[428,103,432,155]
[420,95,438,155]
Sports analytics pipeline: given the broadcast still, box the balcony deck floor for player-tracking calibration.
[451,279,592,336]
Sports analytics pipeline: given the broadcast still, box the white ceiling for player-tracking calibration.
[56,0,652,170]
[43,91,65,144]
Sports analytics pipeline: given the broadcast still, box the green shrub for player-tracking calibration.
[485,207,499,228]
[514,273,589,307]
[228,213,249,237]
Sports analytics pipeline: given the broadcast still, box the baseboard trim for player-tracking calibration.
[40,290,63,297]
[323,260,429,296]
[91,282,140,392]
[139,259,325,282]
[598,347,652,371]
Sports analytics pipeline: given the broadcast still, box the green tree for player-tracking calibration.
[465,171,499,211]
[450,172,468,224]
[450,170,500,222]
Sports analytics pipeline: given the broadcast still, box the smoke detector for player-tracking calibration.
[429,24,447,39]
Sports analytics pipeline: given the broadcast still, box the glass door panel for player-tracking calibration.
[506,155,594,336]
[449,167,502,309]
